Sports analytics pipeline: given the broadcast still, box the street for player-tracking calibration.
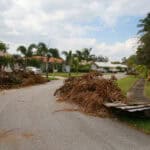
[0,80,149,150]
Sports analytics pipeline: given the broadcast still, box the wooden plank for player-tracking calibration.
[104,101,150,112]
[104,102,126,107]
[116,105,145,110]
[127,107,150,112]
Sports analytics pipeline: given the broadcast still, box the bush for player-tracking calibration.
[78,64,91,72]
[27,59,42,68]
[135,65,148,78]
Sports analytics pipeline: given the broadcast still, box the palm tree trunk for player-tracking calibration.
[24,57,27,71]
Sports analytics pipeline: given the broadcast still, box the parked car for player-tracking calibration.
[26,66,42,74]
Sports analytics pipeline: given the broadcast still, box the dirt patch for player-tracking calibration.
[0,129,34,143]
[21,132,34,139]
[0,129,15,140]
[54,71,127,117]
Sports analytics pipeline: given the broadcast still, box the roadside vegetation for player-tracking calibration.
[117,76,138,95]
[117,75,150,134]
[145,81,150,99]
[119,115,150,134]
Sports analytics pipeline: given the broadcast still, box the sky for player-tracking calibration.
[0,0,150,61]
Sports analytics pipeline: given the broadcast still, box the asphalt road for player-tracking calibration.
[0,80,149,150]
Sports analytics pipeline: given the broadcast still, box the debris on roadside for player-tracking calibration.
[110,75,117,81]
[0,71,48,90]
[54,71,127,117]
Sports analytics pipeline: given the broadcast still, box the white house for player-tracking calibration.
[91,62,127,73]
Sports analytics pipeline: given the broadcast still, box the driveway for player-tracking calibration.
[0,80,149,150]
[103,73,127,79]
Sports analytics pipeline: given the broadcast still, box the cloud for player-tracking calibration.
[0,0,149,60]
[53,37,138,61]
[93,37,138,60]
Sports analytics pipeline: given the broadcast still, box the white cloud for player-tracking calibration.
[0,0,149,60]
[93,37,138,60]
[54,37,138,61]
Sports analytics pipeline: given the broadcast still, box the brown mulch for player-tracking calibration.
[0,71,48,90]
[54,71,127,117]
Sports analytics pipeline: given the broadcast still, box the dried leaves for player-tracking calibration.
[0,71,48,89]
[54,71,126,117]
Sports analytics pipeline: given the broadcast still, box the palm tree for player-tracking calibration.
[137,13,150,68]
[75,50,83,62]
[82,48,92,61]
[17,44,36,69]
[62,50,73,76]
[0,41,9,72]
[37,42,52,78]
[37,42,48,56]
[62,50,73,66]
[73,55,79,74]
[49,48,60,58]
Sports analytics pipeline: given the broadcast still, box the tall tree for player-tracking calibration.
[37,42,48,56]
[62,50,73,76]
[82,48,92,61]
[137,13,150,68]
[72,55,79,73]
[0,41,8,53]
[91,55,108,62]
[126,55,138,68]
[49,48,60,58]
[62,50,73,66]
[75,50,83,62]
[17,44,36,69]
[17,44,36,57]
[37,42,54,78]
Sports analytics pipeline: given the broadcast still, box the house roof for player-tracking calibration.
[94,62,127,68]
[32,56,64,64]
[43,57,64,63]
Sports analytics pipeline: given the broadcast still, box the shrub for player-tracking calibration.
[78,64,91,72]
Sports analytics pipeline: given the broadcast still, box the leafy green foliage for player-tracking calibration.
[137,13,150,68]
[17,44,36,57]
[78,64,91,72]
[37,42,49,56]
[0,41,8,52]
[62,50,73,66]
[27,58,42,68]
[119,115,150,134]
[126,55,138,67]
[135,65,148,78]
[49,48,60,58]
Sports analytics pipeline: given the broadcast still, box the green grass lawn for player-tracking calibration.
[145,81,150,99]
[117,76,138,95]
[117,76,150,134]
[49,72,86,78]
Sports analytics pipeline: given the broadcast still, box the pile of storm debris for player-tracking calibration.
[0,71,48,90]
[54,71,127,117]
